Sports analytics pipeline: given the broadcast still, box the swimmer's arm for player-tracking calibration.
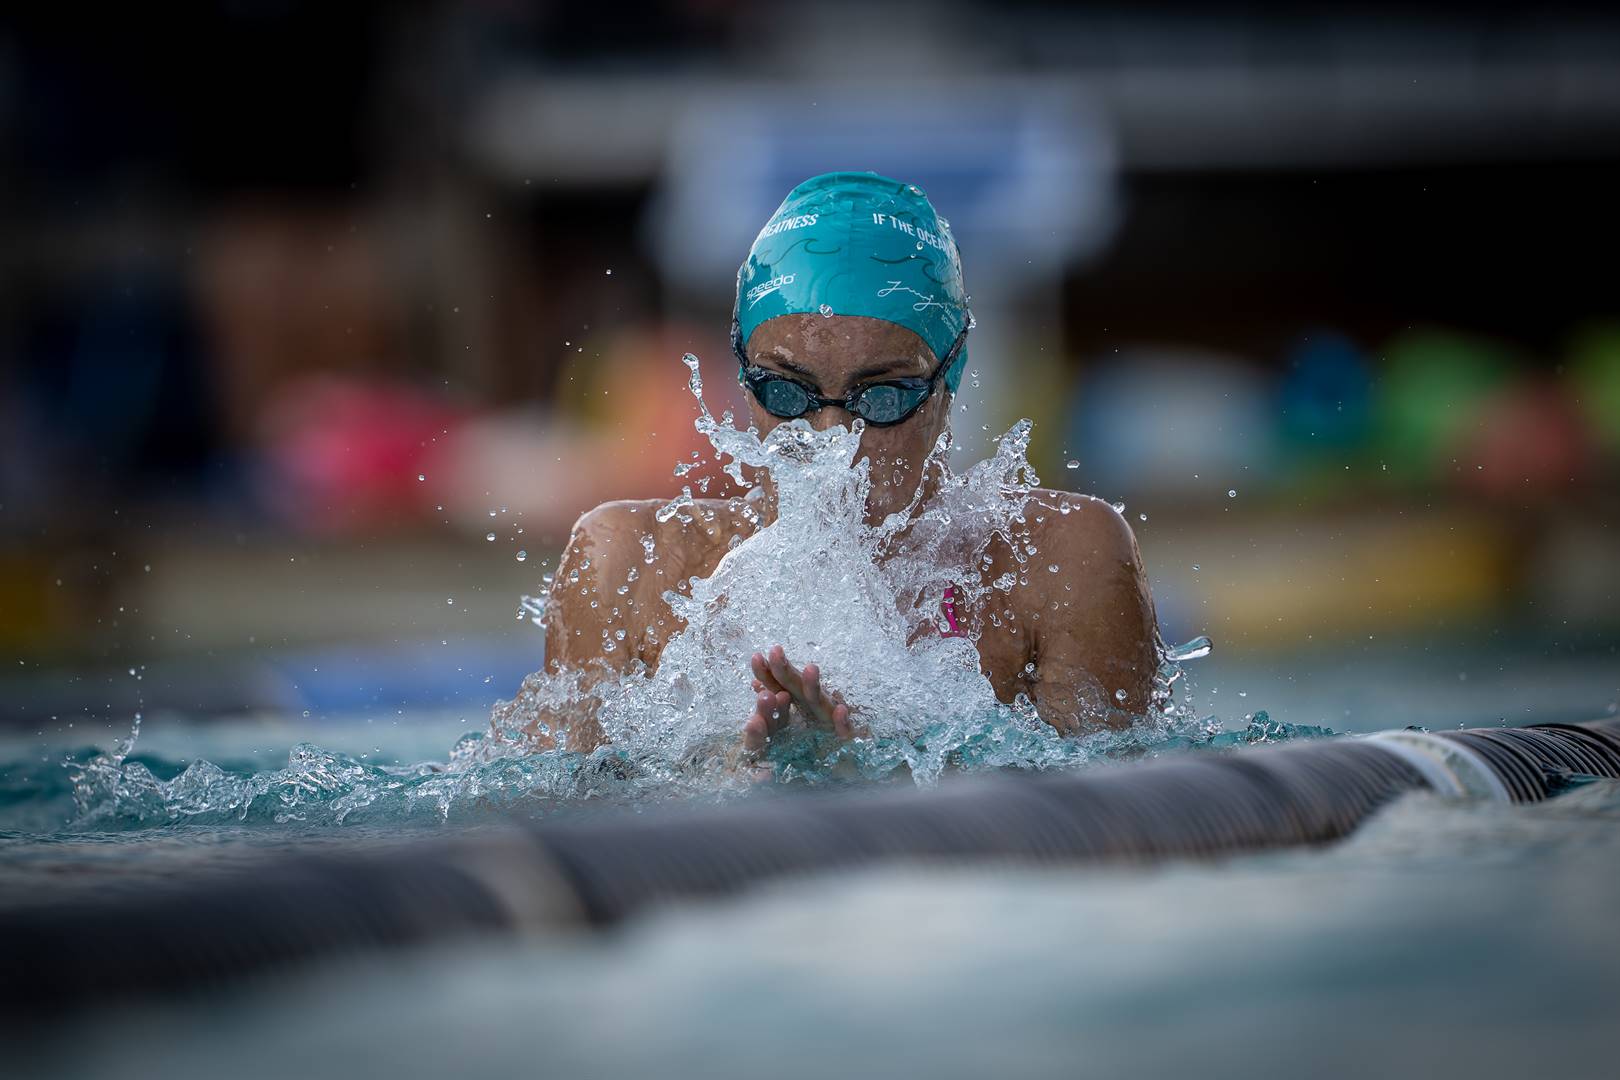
[543,501,660,676]
[535,501,664,748]
[1027,495,1159,733]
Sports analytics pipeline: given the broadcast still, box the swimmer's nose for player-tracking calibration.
[807,404,855,432]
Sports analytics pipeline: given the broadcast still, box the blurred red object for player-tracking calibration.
[439,326,747,538]
[259,375,472,531]
[1458,381,1595,500]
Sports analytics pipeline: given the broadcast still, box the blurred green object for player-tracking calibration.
[1567,323,1620,453]
[1375,329,1514,480]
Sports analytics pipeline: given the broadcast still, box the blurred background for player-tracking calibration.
[3,1,1617,736]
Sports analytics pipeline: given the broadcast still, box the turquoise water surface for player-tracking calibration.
[4,640,1618,1080]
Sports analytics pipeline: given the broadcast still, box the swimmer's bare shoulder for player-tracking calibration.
[543,497,753,678]
[1013,489,1158,731]
[532,497,748,749]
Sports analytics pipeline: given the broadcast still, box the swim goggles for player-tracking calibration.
[736,327,967,428]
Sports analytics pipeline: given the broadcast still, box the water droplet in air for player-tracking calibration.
[417,473,426,482]
[1065,460,1080,470]
[446,598,455,605]
[1138,513,1148,522]
[818,304,834,317]
[1114,689,1128,702]
[485,532,496,542]
[605,268,613,275]
[1228,489,1237,498]
[1047,564,1059,573]
[1166,635,1213,662]
[515,550,528,562]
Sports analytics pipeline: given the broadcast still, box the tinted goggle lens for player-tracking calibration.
[746,372,929,426]
[852,383,908,424]
[758,377,812,418]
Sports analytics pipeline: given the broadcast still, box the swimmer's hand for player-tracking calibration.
[741,644,856,756]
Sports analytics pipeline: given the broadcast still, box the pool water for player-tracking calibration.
[4,642,1619,1080]
[2,365,1615,1074]
[10,773,1619,1080]
[0,701,1326,911]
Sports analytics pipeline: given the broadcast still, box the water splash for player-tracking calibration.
[54,350,1234,828]
[492,351,1211,784]
[45,707,1337,831]
[56,723,678,830]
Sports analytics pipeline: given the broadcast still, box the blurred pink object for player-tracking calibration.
[1459,382,1595,499]
[259,375,472,531]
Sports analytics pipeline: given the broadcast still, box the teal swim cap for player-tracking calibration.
[733,171,972,393]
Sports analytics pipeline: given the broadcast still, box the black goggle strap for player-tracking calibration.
[731,312,750,375]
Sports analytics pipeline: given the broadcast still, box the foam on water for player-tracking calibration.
[36,710,1329,832]
[49,352,1260,829]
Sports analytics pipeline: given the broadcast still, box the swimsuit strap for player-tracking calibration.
[941,585,966,638]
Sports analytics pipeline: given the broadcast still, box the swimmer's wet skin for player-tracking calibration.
[535,171,1158,762]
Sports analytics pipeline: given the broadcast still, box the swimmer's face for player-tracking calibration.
[745,314,952,523]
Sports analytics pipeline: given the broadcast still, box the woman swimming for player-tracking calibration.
[534,172,1158,761]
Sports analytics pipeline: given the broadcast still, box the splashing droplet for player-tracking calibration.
[1165,635,1213,662]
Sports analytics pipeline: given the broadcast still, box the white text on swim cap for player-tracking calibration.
[876,281,946,312]
[755,213,819,241]
[746,273,796,307]
[871,213,953,255]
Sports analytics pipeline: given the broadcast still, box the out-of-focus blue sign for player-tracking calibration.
[649,83,1118,288]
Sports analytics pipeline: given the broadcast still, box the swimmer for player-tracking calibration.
[537,172,1158,758]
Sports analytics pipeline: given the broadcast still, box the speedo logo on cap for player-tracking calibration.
[746,273,795,307]
[755,213,819,240]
